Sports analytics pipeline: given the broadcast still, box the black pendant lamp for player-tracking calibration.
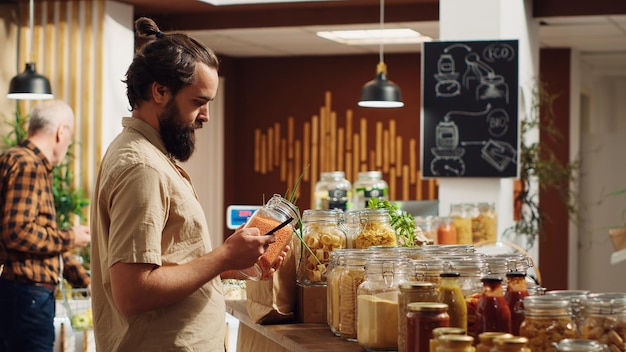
[7,0,53,100]
[358,0,403,108]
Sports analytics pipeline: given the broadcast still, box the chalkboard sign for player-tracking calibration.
[421,40,519,178]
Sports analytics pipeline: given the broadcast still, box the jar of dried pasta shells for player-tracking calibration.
[519,295,578,352]
[582,292,626,352]
[353,209,397,249]
[298,209,347,286]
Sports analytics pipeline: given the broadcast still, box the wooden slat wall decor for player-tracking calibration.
[14,0,106,225]
[252,91,438,210]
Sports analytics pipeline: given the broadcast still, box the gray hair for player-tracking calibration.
[28,100,74,136]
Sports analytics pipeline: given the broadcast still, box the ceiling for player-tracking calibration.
[117,0,626,69]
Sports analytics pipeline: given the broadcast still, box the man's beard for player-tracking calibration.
[158,99,196,162]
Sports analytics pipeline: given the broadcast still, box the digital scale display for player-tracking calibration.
[226,205,261,230]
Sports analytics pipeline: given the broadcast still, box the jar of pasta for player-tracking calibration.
[314,171,351,211]
[326,249,350,336]
[353,209,397,249]
[546,290,589,336]
[519,295,578,352]
[450,203,474,244]
[582,292,626,352]
[357,256,409,351]
[298,209,347,286]
[352,171,389,210]
[472,202,497,243]
[399,282,439,352]
[415,216,438,244]
[338,249,371,341]
[238,194,300,280]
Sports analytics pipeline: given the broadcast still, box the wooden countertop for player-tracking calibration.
[225,300,364,352]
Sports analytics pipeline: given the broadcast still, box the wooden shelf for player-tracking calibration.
[225,300,364,352]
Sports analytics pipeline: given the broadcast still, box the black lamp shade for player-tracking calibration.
[358,71,404,108]
[7,62,53,100]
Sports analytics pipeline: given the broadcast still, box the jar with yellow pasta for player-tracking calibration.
[450,204,474,245]
[354,209,397,249]
[519,295,577,352]
[338,250,371,341]
[298,209,347,286]
[582,292,626,352]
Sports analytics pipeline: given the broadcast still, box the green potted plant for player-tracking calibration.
[504,83,580,249]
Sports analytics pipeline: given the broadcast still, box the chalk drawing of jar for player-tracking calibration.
[434,54,461,97]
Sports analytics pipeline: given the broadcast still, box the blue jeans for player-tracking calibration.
[0,279,56,352]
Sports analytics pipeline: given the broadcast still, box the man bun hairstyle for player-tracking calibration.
[124,17,219,110]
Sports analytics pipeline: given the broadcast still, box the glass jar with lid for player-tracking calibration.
[519,295,578,352]
[352,171,389,210]
[410,259,445,287]
[430,327,467,352]
[437,217,458,245]
[582,292,626,352]
[238,194,300,280]
[476,332,513,352]
[437,272,468,332]
[546,290,589,336]
[504,271,529,336]
[474,276,511,337]
[314,171,352,211]
[326,249,350,336]
[415,216,438,244]
[353,209,397,249]
[406,302,450,352]
[357,256,410,351]
[298,209,347,286]
[342,209,362,248]
[450,203,475,244]
[553,339,610,352]
[436,335,475,352]
[399,282,439,352]
[472,202,497,243]
[338,249,372,341]
[491,336,531,352]
[443,258,489,338]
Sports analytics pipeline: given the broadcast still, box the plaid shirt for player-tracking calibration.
[0,140,89,288]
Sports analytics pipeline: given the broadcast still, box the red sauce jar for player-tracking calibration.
[504,271,529,335]
[406,302,450,352]
[474,276,511,337]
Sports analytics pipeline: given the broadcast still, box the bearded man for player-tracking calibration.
[90,17,286,351]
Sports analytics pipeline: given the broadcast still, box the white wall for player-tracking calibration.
[577,54,626,292]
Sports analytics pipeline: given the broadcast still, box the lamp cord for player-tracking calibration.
[379,0,384,64]
[28,0,34,62]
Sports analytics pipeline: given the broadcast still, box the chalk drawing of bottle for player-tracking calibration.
[463,52,509,104]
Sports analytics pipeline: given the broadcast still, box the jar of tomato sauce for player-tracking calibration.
[474,276,511,337]
[406,302,450,352]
